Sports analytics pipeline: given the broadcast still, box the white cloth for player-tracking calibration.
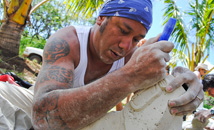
[0,82,33,117]
[0,82,33,130]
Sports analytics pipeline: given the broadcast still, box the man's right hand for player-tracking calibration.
[123,34,174,91]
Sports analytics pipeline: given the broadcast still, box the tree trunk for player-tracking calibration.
[0,21,25,57]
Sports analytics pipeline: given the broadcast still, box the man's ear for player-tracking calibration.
[96,16,106,26]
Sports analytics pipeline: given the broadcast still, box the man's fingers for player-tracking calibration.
[174,110,194,116]
[143,33,174,52]
[169,88,204,115]
[167,66,204,116]
[137,38,147,47]
[169,95,201,115]
[143,33,161,46]
[167,67,201,93]
[163,52,170,62]
[169,86,203,107]
[153,41,174,53]
[158,52,170,63]
[171,66,190,77]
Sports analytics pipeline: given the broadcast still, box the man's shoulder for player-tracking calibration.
[49,25,91,44]
[52,26,77,39]
[44,26,81,64]
[47,26,80,47]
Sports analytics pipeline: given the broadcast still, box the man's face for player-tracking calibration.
[207,87,214,97]
[199,68,207,76]
[93,16,147,64]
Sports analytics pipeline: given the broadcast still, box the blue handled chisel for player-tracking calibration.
[158,18,177,41]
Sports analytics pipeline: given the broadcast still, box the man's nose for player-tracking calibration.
[119,39,132,52]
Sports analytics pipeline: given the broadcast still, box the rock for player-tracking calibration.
[81,75,185,130]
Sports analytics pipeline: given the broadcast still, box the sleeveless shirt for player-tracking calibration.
[73,26,125,88]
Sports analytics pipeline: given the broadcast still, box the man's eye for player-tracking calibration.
[120,28,129,34]
[133,38,139,43]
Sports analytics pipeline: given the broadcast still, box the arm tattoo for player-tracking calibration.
[39,66,73,87]
[44,38,70,64]
[33,91,70,130]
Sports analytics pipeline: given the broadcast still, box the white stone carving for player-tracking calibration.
[81,75,185,130]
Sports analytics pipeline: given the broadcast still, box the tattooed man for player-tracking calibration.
[32,0,204,129]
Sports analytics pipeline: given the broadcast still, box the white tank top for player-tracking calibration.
[73,26,125,88]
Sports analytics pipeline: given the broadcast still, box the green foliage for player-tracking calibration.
[19,30,46,55]
[0,67,26,80]
[26,0,93,40]
[204,93,214,109]
[163,0,214,70]
[20,0,94,55]
[0,2,3,26]
[64,0,104,20]
[26,0,73,39]
[170,48,189,68]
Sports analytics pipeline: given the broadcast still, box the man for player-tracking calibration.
[194,63,208,111]
[194,63,208,81]
[194,74,214,130]
[32,0,204,129]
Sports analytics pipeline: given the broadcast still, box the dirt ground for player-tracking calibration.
[0,56,41,85]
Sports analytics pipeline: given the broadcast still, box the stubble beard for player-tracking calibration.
[98,18,114,64]
[99,18,109,34]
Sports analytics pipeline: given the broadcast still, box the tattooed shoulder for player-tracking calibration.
[44,38,70,64]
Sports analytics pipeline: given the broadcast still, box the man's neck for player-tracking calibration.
[85,27,113,84]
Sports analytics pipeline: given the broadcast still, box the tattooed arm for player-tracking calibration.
[32,27,77,129]
[32,26,137,130]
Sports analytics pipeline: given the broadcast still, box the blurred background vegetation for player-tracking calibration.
[0,0,100,56]
[19,0,97,55]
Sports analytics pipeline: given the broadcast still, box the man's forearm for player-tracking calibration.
[32,68,135,130]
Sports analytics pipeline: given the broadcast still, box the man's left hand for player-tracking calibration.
[166,66,204,115]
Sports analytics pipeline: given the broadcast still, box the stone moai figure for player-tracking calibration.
[81,75,185,130]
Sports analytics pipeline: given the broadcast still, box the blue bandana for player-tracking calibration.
[99,0,153,32]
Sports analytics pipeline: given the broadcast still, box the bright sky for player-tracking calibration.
[147,0,214,73]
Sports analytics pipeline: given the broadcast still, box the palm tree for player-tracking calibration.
[64,0,104,20]
[0,0,49,57]
[0,0,104,58]
[163,0,214,72]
